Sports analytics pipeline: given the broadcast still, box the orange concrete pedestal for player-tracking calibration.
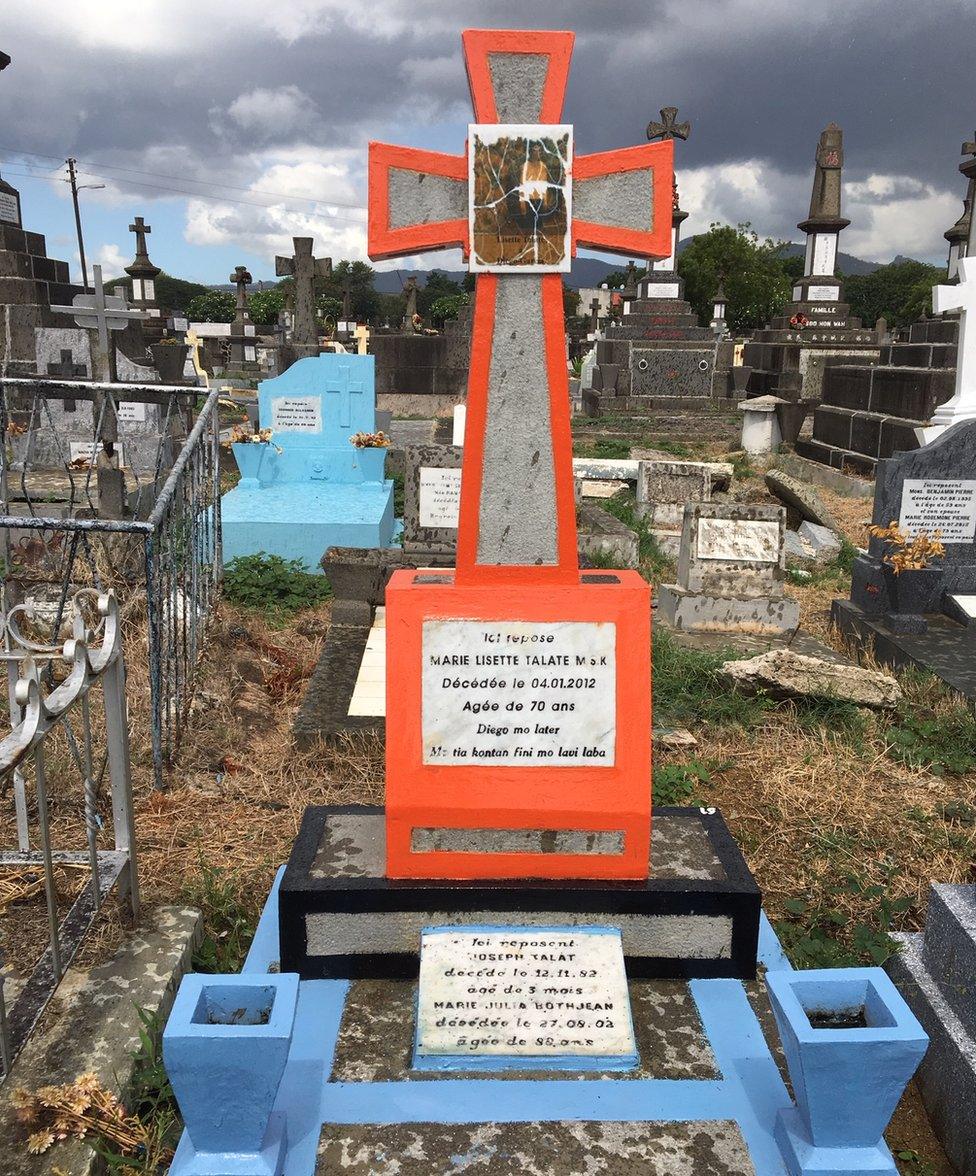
[385,568,652,881]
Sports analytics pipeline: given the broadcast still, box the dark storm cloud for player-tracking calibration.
[2,0,972,258]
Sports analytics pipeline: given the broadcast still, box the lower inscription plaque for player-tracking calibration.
[413,925,637,1071]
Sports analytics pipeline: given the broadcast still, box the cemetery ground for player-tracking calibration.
[2,431,973,1173]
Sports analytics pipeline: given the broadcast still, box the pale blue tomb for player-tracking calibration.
[221,354,396,572]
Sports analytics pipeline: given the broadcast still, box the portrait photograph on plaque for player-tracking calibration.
[469,123,572,273]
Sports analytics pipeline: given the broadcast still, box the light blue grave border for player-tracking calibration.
[410,924,639,1072]
[206,868,801,1175]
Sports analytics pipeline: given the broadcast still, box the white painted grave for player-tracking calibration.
[421,619,616,766]
[414,926,637,1069]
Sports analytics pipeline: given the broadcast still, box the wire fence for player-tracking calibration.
[0,590,137,1079]
[0,379,223,786]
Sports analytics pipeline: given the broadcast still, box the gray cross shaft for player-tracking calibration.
[275,237,332,349]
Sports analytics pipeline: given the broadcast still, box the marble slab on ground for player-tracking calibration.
[330,976,717,1082]
[315,1120,755,1174]
[654,610,854,665]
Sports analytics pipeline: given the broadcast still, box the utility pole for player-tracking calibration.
[66,158,90,292]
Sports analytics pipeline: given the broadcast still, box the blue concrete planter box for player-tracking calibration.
[232,443,275,490]
[354,445,387,484]
[164,972,299,1176]
[766,967,927,1174]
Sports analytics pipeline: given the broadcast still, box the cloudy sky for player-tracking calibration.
[1,0,973,285]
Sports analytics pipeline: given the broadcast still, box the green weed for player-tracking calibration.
[223,552,332,617]
[774,875,911,969]
[182,860,259,974]
[885,702,976,776]
[652,630,773,729]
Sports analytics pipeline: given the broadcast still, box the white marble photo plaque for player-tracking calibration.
[899,479,976,543]
[422,619,616,766]
[696,518,779,563]
[271,396,322,434]
[415,926,637,1069]
[419,466,462,529]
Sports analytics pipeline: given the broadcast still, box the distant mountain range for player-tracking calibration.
[213,238,885,295]
[368,239,882,291]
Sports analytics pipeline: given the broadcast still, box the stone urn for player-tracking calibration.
[355,445,387,484]
[164,972,299,1171]
[232,442,273,490]
[881,564,944,617]
[765,967,927,1171]
[150,342,189,384]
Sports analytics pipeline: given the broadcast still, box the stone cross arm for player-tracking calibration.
[368,139,674,263]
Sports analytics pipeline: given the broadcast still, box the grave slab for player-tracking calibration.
[278,805,760,982]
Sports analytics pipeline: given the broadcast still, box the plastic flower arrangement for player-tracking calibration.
[349,430,392,449]
[867,521,946,574]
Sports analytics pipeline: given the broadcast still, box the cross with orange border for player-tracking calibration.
[368,29,673,586]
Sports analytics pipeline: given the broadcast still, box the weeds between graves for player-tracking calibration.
[599,491,676,582]
[223,552,333,619]
[181,859,260,973]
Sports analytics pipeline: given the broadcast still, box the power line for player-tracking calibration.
[0,167,366,223]
[0,145,365,213]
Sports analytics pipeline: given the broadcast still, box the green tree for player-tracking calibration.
[844,259,945,328]
[429,292,469,327]
[184,289,236,323]
[678,222,792,332]
[107,271,211,314]
[248,287,286,325]
[562,282,580,319]
[325,259,379,323]
[418,270,462,318]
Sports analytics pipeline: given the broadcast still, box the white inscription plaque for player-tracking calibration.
[422,619,615,766]
[419,466,462,529]
[270,396,321,433]
[806,285,840,301]
[899,479,976,543]
[697,518,779,563]
[117,401,147,424]
[68,441,125,466]
[0,190,19,225]
[414,926,637,1069]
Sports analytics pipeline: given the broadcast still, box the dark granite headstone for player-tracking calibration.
[630,349,714,397]
[850,420,976,614]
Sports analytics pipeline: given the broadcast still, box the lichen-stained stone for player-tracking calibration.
[0,905,202,1176]
[315,1120,755,1174]
[328,978,718,1083]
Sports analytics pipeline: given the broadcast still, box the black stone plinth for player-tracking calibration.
[832,599,976,701]
[278,805,761,982]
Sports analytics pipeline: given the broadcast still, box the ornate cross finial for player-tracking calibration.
[647,106,691,143]
[128,215,151,255]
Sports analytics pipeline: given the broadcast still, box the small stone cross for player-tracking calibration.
[275,237,332,349]
[326,361,367,429]
[230,266,253,319]
[129,215,151,256]
[646,106,691,143]
[47,348,86,380]
[589,296,600,331]
[50,264,149,381]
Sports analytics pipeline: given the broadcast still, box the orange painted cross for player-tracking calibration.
[369,29,670,881]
